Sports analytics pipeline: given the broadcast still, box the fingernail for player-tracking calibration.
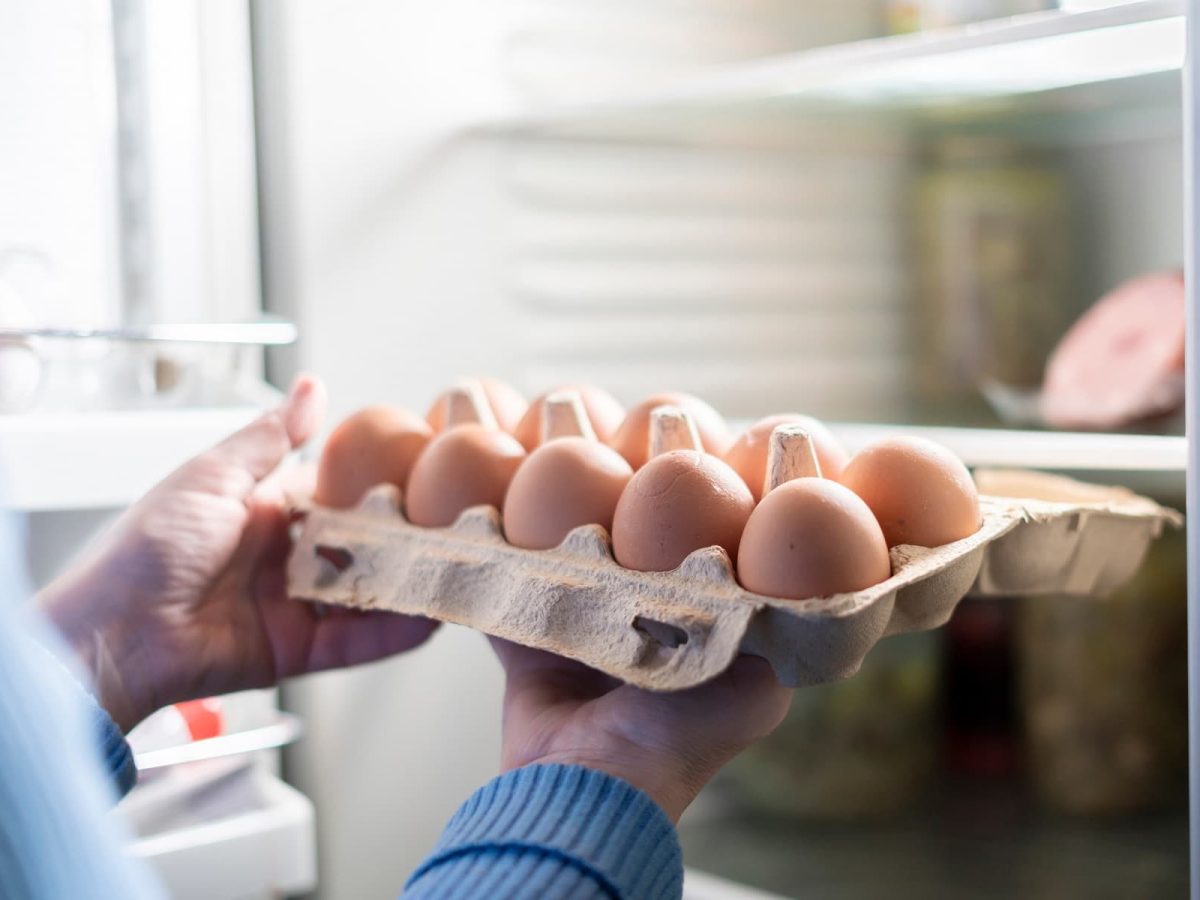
[286,374,311,404]
[282,373,326,446]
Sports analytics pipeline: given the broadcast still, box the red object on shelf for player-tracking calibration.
[174,698,224,742]
[1041,270,1185,430]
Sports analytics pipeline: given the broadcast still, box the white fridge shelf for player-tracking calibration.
[826,423,1186,472]
[2,404,1179,514]
[133,713,303,772]
[126,771,316,900]
[480,0,1184,140]
[0,405,271,511]
[684,868,789,899]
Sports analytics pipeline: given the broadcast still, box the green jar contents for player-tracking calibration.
[1017,529,1188,816]
[716,630,940,820]
[887,1,1054,34]
[914,137,1074,422]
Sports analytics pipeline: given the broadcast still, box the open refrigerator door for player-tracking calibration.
[117,698,314,900]
[4,3,316,897]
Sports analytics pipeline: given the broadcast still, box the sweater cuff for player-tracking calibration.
[90,700,138,798]
[31,637,138,800]
[406,764,683,900]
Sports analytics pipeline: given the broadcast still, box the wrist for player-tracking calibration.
[411,764,683,900]
[507,749,702,823]
[36,578,156,733]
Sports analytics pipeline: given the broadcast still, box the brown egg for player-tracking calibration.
[404,424,526,527]
[425,378,527,435]
[724,414,849,501]
[609,392,732,470]
[503,437,633,550]
[839,436,980,548]
[611,450,754,572]
[737,478,891,600]
[314,406,432,509]
[513,384,626,451]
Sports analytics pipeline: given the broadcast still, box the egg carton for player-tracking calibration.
[287,468,1180,691]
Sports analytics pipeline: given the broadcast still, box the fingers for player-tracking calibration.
[279,374,327,447]
[189,374,327,498]
[252,461,317,520]
[619,655,789,759]
[489,637,619,691]
[699,655,792,740]
[488,636,568,676]
[235,373,326,466]
[715,654,785,697]
[489,637,619,736]
[302,609,439,674]
[274,461,318,504]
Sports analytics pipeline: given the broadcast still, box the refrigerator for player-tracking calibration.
[2,1,1194,898]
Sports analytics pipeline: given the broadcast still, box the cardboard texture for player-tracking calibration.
[287,469,1180,691]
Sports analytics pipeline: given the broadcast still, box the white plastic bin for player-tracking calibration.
[126,769,316,900]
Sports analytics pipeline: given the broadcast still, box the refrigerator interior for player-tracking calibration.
[250,2,1189,898]
[1,1,1191,898]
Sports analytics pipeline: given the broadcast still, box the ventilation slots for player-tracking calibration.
[495,1,909,421]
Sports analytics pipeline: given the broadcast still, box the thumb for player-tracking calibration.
[277,373,327,449]
[206,374,327,488]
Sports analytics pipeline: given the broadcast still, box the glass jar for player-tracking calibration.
[716,630,940,820]
[914,136,1073,421]
[943,595,1019,776]
[887,1,1055,33]
[1016,528,1188,815]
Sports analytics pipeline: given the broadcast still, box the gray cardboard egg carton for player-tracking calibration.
[288,463,1180,692]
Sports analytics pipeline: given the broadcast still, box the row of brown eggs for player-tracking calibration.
[313,379,981,602]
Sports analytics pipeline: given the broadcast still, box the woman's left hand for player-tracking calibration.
[37,375,437,732]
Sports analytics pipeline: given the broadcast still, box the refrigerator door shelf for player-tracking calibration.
[0,318,297,346]
[134,712,303,772]
[126,770,316,900]
[684,869,791,899]
[0,396,279,512]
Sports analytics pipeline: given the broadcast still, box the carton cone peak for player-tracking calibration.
[542,391,597,442]
[444,380,499,429]
[558,524,614,560]
[677,546,737,585]
[765,425,821,494]
[450,505,505,539]
[650,405,701,457]
[358,484,404,518]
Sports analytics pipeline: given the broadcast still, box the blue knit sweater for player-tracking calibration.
[405,764,682,898]
[0,521,681,898]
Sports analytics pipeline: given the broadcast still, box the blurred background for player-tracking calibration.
[0,0,1189,897]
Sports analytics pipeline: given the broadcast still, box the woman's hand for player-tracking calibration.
[37,375,437,732]
[491,638,791,822]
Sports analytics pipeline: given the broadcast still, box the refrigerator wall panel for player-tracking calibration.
[112,0,262,324]
[0,0,121,325]
[1069,129,1184,302]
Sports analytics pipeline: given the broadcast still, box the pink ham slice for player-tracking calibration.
[1041,271,1185,430]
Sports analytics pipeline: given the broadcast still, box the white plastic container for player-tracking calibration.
[125,769,316,900]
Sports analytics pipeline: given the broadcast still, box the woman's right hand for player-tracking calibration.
[489,639,792,822]
[37,375,437,732]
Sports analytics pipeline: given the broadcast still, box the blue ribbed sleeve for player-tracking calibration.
[88,683,139,797]
[0,506,162,899]
[404,765,683,900]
